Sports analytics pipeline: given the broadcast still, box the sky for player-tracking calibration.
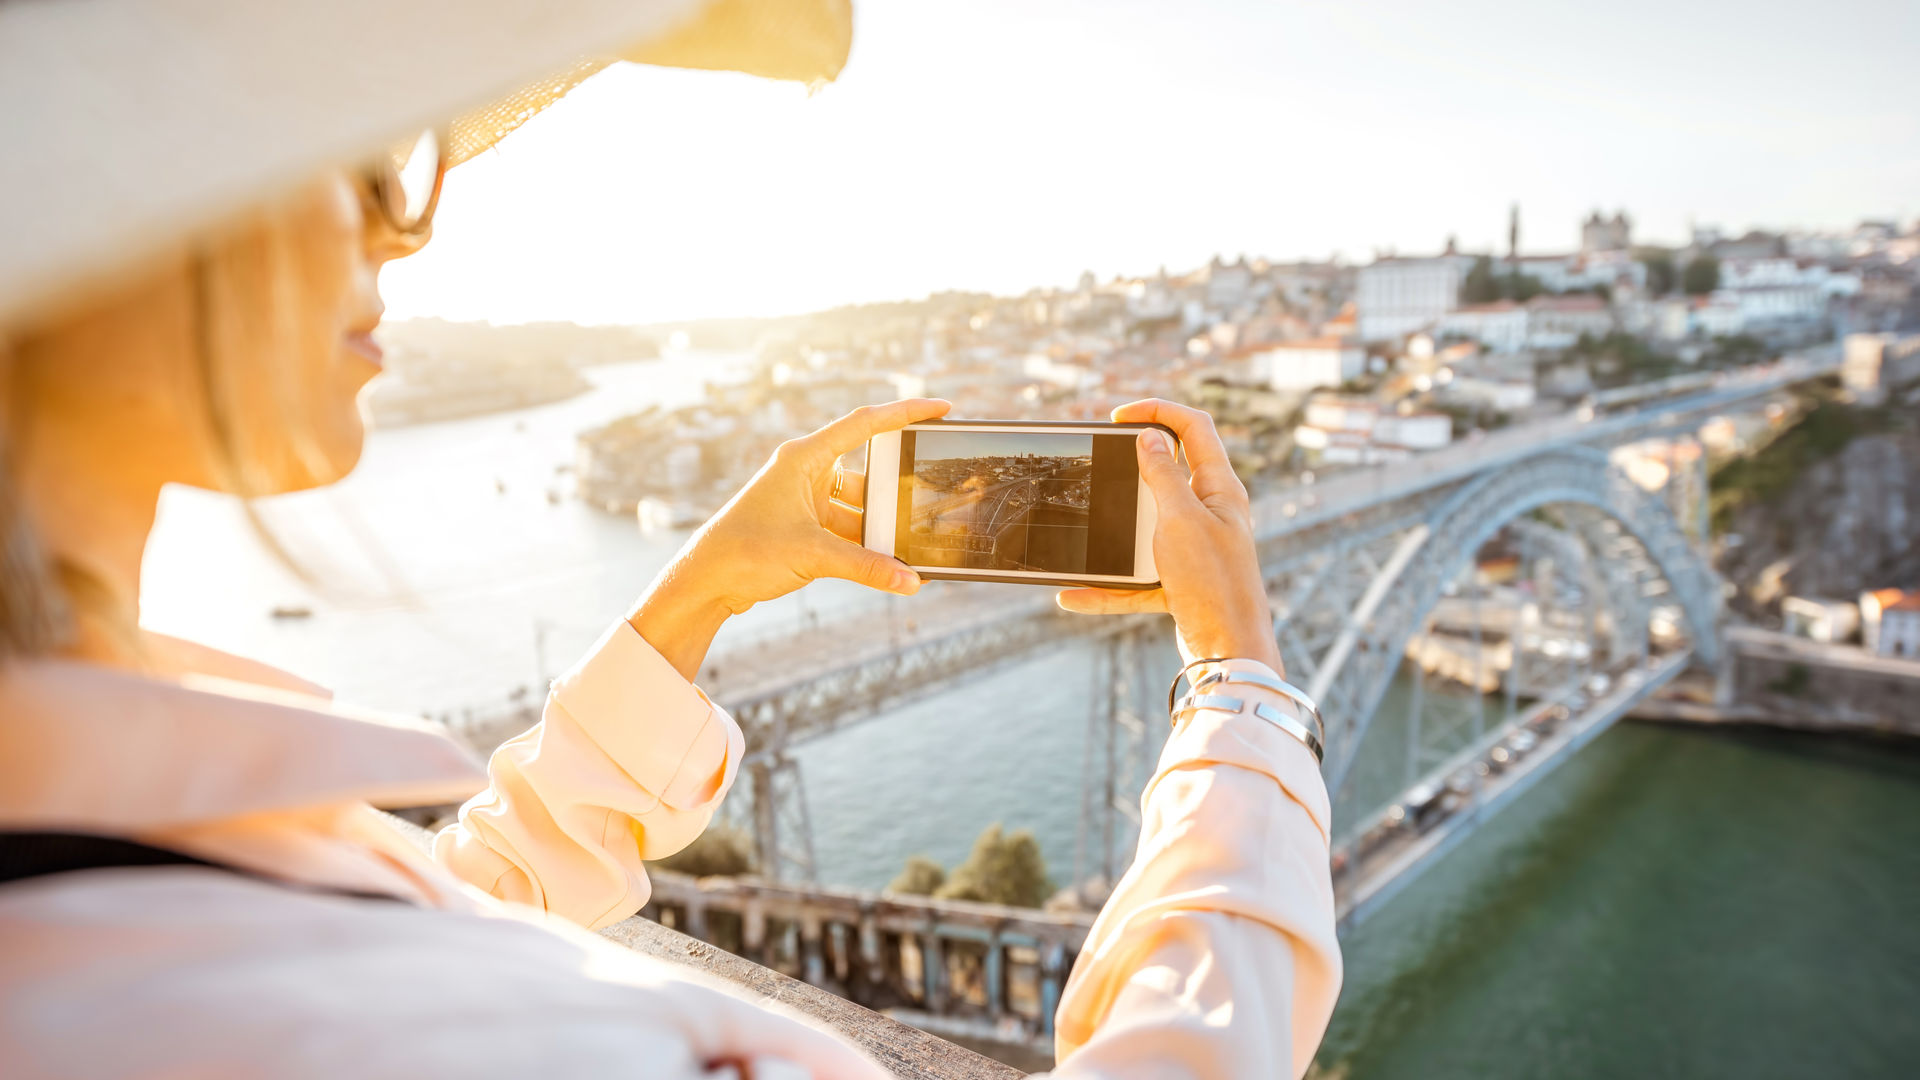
[380,0,1920,327]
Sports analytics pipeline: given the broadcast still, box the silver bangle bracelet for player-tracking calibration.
[1193,667,1326,743]
[1172,690,1326,765]
[1254,702,1326,763]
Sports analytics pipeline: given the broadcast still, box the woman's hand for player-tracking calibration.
[627,398,951,681]
[1056,399,1284,675]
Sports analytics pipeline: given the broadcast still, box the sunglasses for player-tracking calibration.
[363,128,447,237]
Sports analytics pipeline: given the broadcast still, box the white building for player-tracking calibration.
[1374,411,1452,450]
[1437,295,1613,353]
[1295,395,1451,462]
[1862,589,1920,659]
[1302,396,1377,434]
[1782,596,1860,645]
[1244,337,1366,391]
[1438,301,1530,353]
[1691,295,1747,338]
[1526,295,1615,349]
[1443,375,1537,413]
[1713,258,1859,330]
[1357,255,1472,342]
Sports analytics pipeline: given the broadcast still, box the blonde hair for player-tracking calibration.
[0,374,68,657]
[0,201,338,660]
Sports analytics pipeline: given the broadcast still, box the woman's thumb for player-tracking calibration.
[1137,430,1198,510]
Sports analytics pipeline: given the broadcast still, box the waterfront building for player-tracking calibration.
[1861,589,1920,659]
[1843,332,1920,403]
[1782,596,1862,645]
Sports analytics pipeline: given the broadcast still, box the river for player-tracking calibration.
[140,356,1920,1078]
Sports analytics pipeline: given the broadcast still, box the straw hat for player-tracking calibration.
[0,0,852,332]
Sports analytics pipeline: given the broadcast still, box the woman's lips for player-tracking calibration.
[344,329,384,368]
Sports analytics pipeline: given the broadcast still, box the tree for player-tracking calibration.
[653,823,755,877]
[1639,252,1677,296]
[934,824,1056,909]
[888,855,947,896]
[1461,255,1501,304]
[1682,255,1721,296]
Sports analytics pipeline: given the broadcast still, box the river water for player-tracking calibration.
[141,357,1920,1078]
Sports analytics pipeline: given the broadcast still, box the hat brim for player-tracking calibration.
[0,0,852,331]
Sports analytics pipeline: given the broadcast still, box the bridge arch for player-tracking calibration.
[1280,445,1723,793]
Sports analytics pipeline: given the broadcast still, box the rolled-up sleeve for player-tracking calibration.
[433,619,743,929]
[1050,659,1342,1080]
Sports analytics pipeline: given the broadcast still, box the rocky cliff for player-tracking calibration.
[1715,397,1920,615]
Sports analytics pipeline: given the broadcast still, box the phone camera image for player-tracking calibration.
[896,429,1139,577]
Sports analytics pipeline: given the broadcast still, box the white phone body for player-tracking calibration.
[863,420,1164,589]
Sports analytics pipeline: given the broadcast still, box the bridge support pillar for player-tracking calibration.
[749,752,818,883]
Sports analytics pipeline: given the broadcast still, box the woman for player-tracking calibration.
[0,1,1339,1077]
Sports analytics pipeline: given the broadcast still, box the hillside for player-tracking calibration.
[1714,392,1920,615]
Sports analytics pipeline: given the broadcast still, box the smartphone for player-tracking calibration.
[863,419,1169,589]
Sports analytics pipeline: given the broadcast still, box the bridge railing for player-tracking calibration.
[639,870,1093,1056]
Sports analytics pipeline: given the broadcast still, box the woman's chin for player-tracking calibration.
[269,408,368,494]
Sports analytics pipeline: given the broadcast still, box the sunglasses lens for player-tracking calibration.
[384,129,442,230]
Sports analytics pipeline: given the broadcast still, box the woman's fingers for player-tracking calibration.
[1111,399,1245,503]
[1055,587,1169,615]
[804,399,952,463]
[829,467,866,510]
[822,499,863,544]
[816,535,921,596]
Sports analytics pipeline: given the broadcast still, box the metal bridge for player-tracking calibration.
[702,348,1834,902]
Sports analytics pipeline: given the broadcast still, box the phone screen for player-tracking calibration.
[894,428,1141,576]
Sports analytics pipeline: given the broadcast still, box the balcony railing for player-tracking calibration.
[638,871,1094,1067]
[382,814,1070,1077]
